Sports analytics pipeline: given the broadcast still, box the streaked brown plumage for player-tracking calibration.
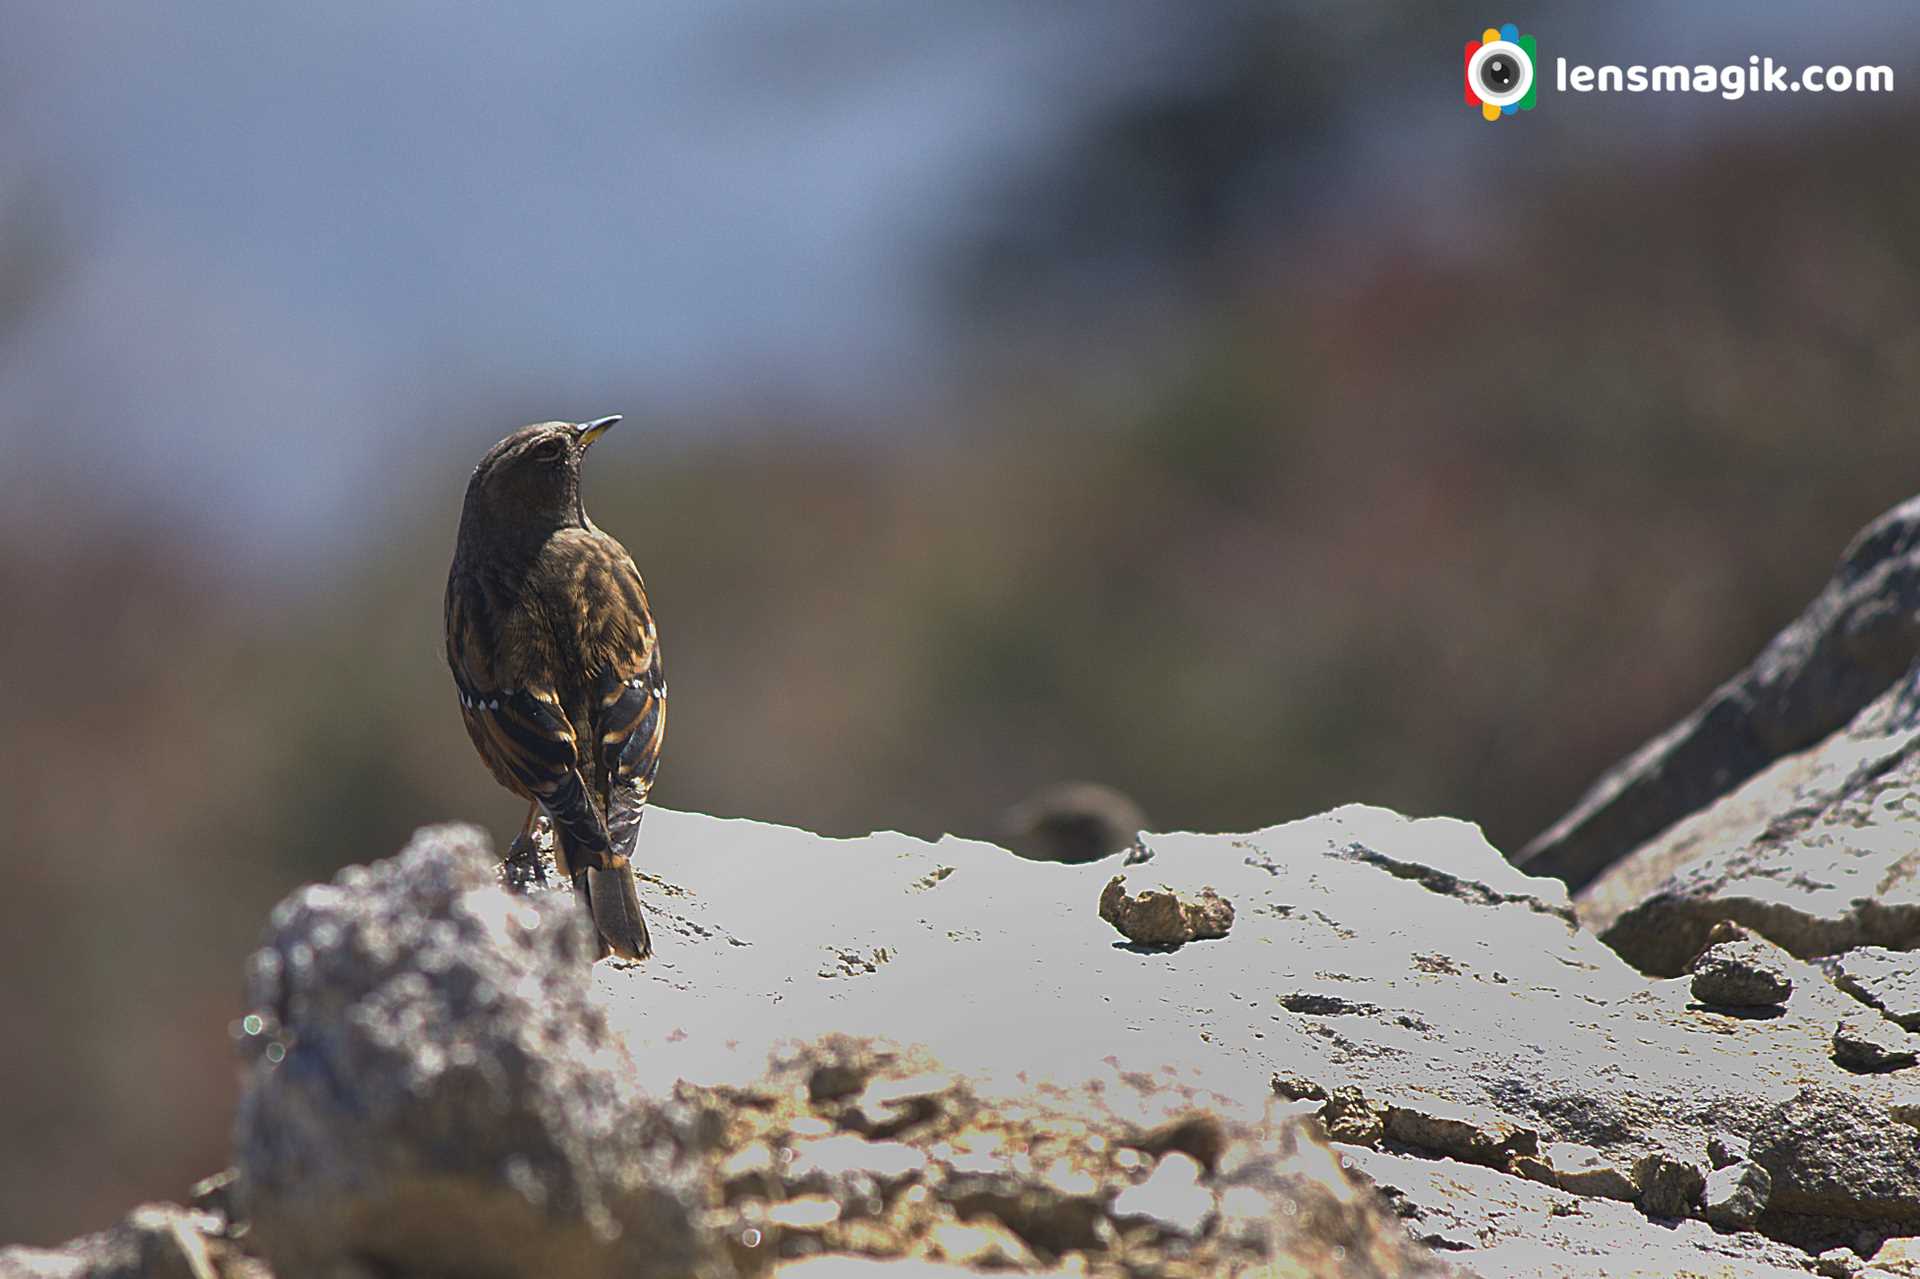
[446,417,663,961]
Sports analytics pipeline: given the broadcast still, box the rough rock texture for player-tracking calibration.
[1833,948,1920,1030]
[37,787,1920,1275]
[1705,1159,1775,1230]
[1692,939,1796,1007]
[1832,1015,1920,1073]
[1097,876,1233,946]
[0,1202,261,1279]
[1591,663,1920,976]
[692,1039,1457,1278]
[213,824,1453,1279]
[1749,1087,1920,1225]
[231,825,706,1279]
[572,802,1920,1273]
[1520,495,1920,891]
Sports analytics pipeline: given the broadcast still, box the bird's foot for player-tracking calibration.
[500,819,560,893]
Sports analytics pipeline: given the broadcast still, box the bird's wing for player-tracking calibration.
[595,652,665,859]
[446,571,610,870]
[575,540,665,861]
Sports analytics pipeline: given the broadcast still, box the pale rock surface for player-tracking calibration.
[1833,948,1920,1030]
[1586,665,1920,976]
[1705,1159,1776,1230]
[1832,1015,1920,1073]
[218,819,1457,1279]
[31,794,1920,1277]
[605,801,1920,1270]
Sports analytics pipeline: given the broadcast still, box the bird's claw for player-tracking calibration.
[501,827,556,891]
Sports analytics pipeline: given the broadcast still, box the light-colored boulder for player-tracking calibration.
[1590,667,1920,976]
[232,825,706,1279]
[1523,495,1920,892]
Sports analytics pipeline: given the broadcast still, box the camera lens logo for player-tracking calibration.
[1464,24,1536,120]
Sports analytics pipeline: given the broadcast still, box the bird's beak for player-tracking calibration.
[575,415,621,447]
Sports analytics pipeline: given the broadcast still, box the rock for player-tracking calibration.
[215,822,1453,1279]
[1344,1141,1817,1277]
[584,801,1920,1267]
[1097,875,1233,946]
[1815,1246,1863,1278]
[923,1219,1037,1268]
[1707,1132,1751,1169]
[45,792,1920,1276]
[1271,1072,1328,1102]
[1864,1237,1920,1276]
[1538,1142,1639,1201]
[1702,1159,1773,1229]
[726,1046,1448,1277]
[1003,782,1148,864]
[1832,1015,1920,1073]
[1749,1087,1920,1222]
[231,824,706,1279]
[1109,1151,1212,1235]
[1320,1086,1386,1146]
[1690,939,1794,1007]
[1381,1102,1539,1170]
[1705,919,1753,946]
[1833,947,1920,1030]
[1633,1153,1707,1219]
[1591,662,1920,976]
[0,1202,256,1279]
[1521,495,1920,891]
[771,1261,983,1278]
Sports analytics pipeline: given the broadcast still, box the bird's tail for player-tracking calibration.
[582,858,651,961]
[551,800,653,962]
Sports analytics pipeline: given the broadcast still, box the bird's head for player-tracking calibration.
[463,416,620,536]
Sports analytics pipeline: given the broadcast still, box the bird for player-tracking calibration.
[445,416,663,961]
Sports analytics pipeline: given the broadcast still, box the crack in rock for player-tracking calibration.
[1332,843,1579,926]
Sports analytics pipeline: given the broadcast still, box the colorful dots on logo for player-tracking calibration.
[1466,24,1537,120]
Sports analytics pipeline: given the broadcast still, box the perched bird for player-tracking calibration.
[445,417,664,961]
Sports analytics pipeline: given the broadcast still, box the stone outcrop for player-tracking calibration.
[1521,495,1920,891]
[1589,662,1920,977]
[0,1201,259,1279]
[153,821,1461,1279]
[231,825,706,1279]
[20,737,1920,1273]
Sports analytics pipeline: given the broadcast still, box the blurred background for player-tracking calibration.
[4,0,1919,1245]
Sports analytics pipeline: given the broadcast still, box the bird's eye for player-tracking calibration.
[532,438,566,462]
